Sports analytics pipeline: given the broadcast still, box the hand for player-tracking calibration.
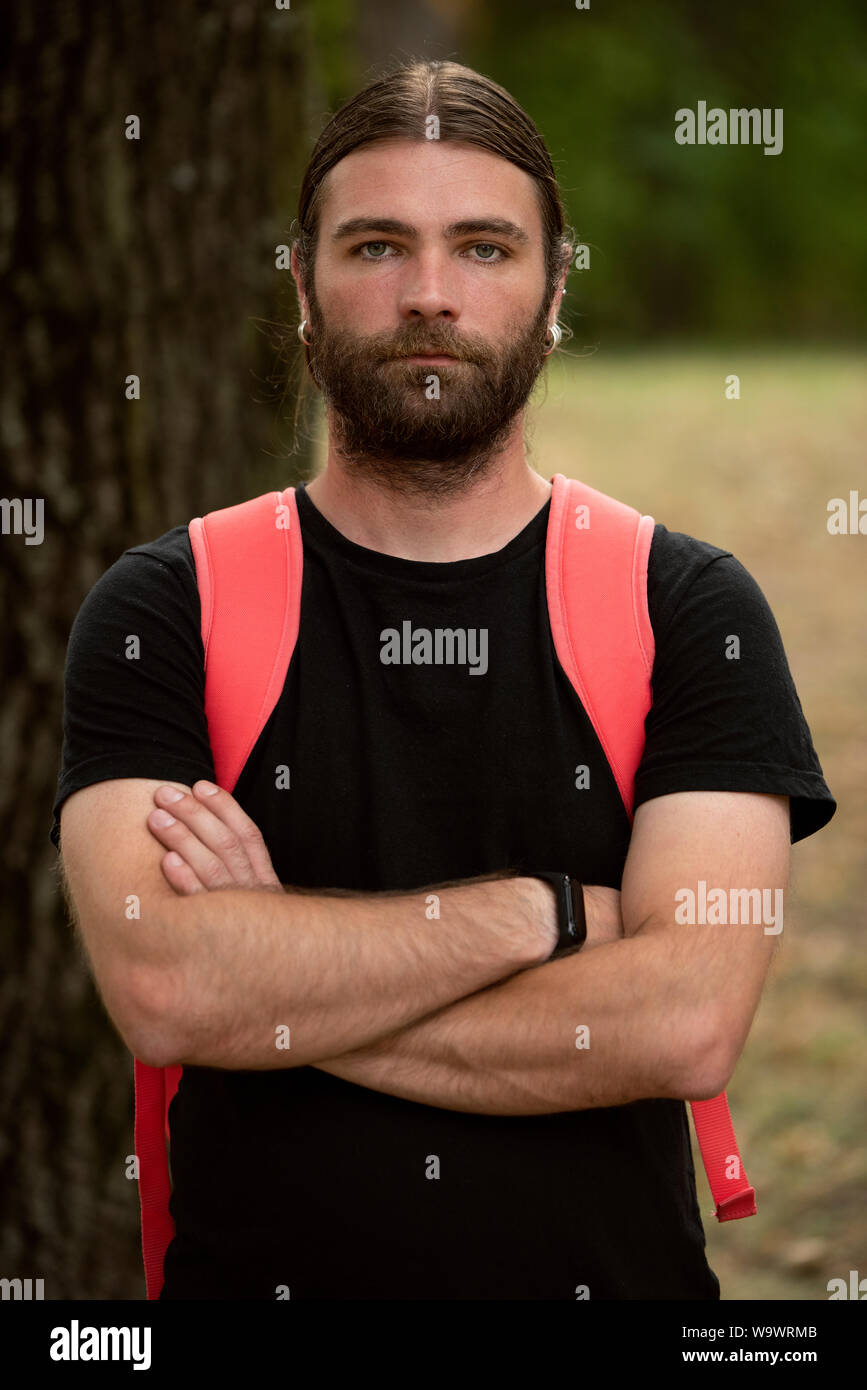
[147,780,283,896]
[581,884,624,948]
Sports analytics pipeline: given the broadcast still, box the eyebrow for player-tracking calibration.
[329,216,531,246]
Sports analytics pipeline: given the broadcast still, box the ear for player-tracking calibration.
[554,244,571,308]
[545,243,571,330]
[290,244,311,323]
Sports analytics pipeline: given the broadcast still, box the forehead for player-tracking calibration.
[316,138,544,237]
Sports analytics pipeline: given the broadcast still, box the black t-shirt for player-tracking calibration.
[49,483,836,1300]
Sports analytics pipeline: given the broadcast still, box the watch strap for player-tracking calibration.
[528,871,587,957]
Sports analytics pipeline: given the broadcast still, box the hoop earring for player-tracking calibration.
[298,319,312,346]
[543,322,562,356]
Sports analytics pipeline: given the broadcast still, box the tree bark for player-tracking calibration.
[0,0,316,1298]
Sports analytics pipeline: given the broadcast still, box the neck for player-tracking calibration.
[304,428,552,563]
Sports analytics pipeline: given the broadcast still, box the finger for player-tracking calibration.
[187,781,281,887]
[147,799,252,890]
[160,849,209,896]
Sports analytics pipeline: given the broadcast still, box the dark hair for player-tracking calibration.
[292,58,574,327]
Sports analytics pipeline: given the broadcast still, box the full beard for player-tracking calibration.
[305,293,552,502]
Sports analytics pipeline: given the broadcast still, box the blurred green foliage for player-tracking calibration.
[308,0,359,112]
[466,0,867,343]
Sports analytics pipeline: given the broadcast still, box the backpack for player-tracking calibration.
[134,471,756,1300]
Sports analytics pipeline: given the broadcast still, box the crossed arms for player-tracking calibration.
[59,779,790,1117]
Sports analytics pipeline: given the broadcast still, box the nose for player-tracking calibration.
[395,248,461,327]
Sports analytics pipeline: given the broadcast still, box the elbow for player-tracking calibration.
[666,1015,735,1103]
[123,966,186,1070]
[130,1026,183,1072]
[678,1053,733,1102]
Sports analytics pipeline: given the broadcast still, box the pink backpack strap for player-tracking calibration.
[546,472,756,1223]
[135,485,303,1299]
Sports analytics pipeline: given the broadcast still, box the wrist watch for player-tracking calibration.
[528,871,587,958]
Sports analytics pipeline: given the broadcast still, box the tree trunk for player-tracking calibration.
[0,0,316,1298]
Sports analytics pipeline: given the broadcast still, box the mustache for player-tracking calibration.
[308,312,541,368]
[381,336,482,364]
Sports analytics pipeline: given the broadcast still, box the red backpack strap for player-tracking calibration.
[546,472,756,1223]
[133,1060,174,1301]
[135,485,303,1299]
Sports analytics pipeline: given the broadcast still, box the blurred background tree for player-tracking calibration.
[1,0,863,1299]
[0,0,320,1299]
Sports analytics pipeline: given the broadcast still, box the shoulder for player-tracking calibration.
[63,522,206,712]
[70,524,199,633]
[646,522,777,643]
[52,524,213,854]
[637,522,836,844]
[94,523,197,593]
[124,522,196,569]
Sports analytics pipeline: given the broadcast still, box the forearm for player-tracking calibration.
[142,875,554,1070]
[314,929,709,1115]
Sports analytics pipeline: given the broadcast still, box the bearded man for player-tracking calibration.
[52,59,835,1301]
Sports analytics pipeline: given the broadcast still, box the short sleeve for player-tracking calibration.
[634,529,836,844]
[49,527,216,851]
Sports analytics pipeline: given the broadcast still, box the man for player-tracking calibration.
[52,59,835,1300]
